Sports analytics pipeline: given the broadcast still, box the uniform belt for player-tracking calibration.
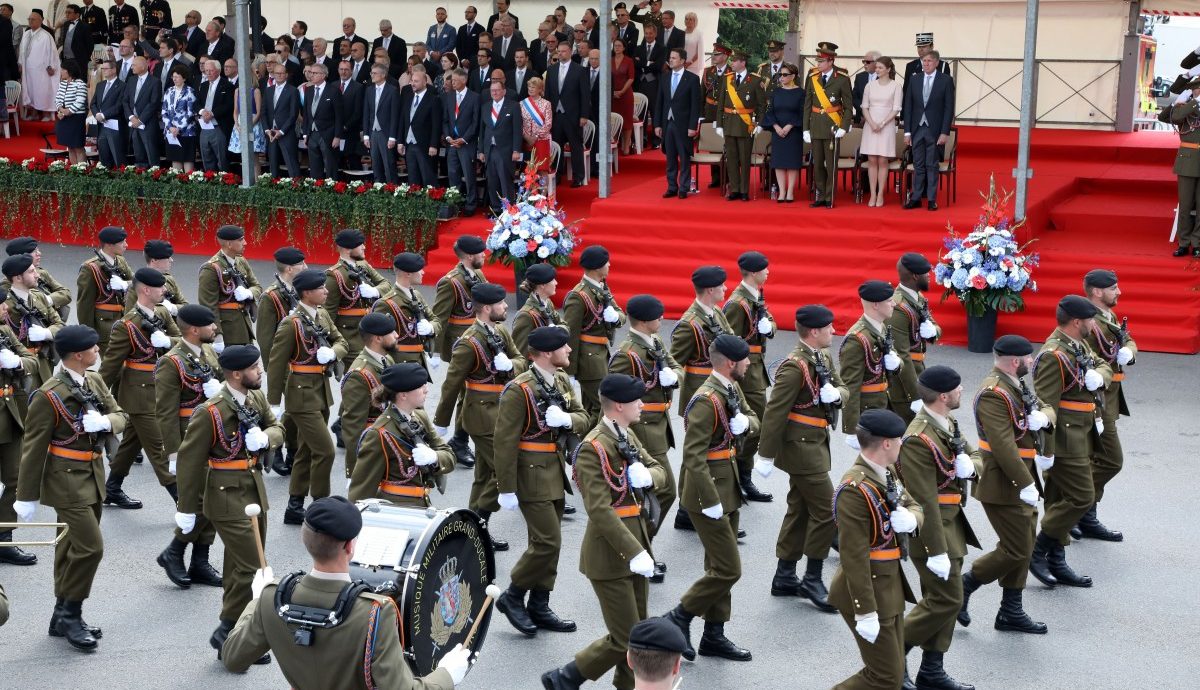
[787,412,829,428]
[95,303,124,312]
[465,381,505,393]
[379,482,428,498]
[289,363,326,374]
[179,407,196,417]
[1182,141,1200,149]
[518,441,558,453]
[1111,372,1125,382]
[641,402,669,413]
[208,457,257,470]
[861,382,889,393]
[812,105,844,114]
[706,448,733,461]
[869,547,901,561]
[705,97,717,105]
[337,307,370,316]
[448,316,475,326]
[723,107,755,114]
[910,352,926,362]
[748,345,763,354]
[937,493,962,505]
[218,302,243,310]
[124,361,156,371]
[684,365,712,376]
[1058,400,1096,412]
[394,344,426,352]
[977,440,1036,458]
[50,446,98,461]
[579,334,609,345]
[613,504,641,518]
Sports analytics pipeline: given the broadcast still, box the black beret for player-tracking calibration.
[628,616,689,654]
[134,267,166,287]
[471,282,506,306]
[98,226,127,244]
[600,373,646,403]
[359,312,397,336]
[454,235,486,254]
[524,263,557,286]
[737,251,769,272]
[712,333,749,361]
[1058,294,1099,319]
[218,344,261,370]
[381,362,429,392]
[857,408,907,438]
[900,252,932,274]
[303,496,363,541]
[5,236,37,255]
[1083,269,1117,289]
[335,228,366,248]
[144,239,174,260]
[626,294,664,322]
[795,304,834,328]
[274,247,306,265]
[993,334,1033,356]
[858,280,894,302]
[54,325,100,356]
[918,365,961,393]
[1,254,33,278]
[392,252,426,272]
[216,224,245,240]
[579,245,610,270]
[177,304,216,327]
[691,265,727,289]
[528,325,570,352]
[293,268,327,292]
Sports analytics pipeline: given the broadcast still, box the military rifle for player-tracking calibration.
[228,394,275,473]
[1069,341,1106,414]
[1117,316,1131,346]
[948,423,970,506]
[139,308,172,354]
[530,368,581,462]
[60,373,119,460]
[220,254,258,321]
[0,328,32,394]
[812,352,842,429]
[93,249,131,299]
[9,298,60,365]
[647,336,678,390]
[614,431,661,531]
[882,473,909,560]
[409,292,436,357]
[1018,379,1046,456]
[296,309,346,379]
[400,412,447,494]
[724,384,747,454]
[273,276,299,314]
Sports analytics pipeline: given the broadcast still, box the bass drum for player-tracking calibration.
[349,503,496,676]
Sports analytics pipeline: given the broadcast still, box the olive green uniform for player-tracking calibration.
[2,266,72,320]
[76,252,134,352]
[512,293,565,355]
[431,264,485,361]
[702,64,731,184]
[802,67,854,203]
[756,60,786,95]
[125,271,187,312]
[723,283,775,476]
[348,406,455,505]
[325,259,393,369]
[0,327,38,529]
[256,281,301,454]
[887,286,941,413]
[17,371,129,601]
[1084,311,1136,501]
[198,252,262,346]
[374,284,442,370]
[839,316,908,433]
[562,278,626,419]
[670,301,732,416]
[4,287,65,390]
[1170,98,1200,249]
[339,350,391,478]
[715,71,766,196]
[829,456,924,690]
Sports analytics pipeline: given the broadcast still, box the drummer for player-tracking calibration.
[222,496,474,688]
[348,362,456,505]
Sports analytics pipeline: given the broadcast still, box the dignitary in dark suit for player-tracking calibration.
[655,49,700,199]
[154,37,191,89]
[303,64,345,180]
[375,19,408,67]
[195,60,233,172]
[399,66,443,187]
[457,5,484,65]
[494,17,526,72]
[58,5,93,65]
[174,9,204,59]
[90,60,127,168]
[658,11,686,53]
[852,51,880,126]
[902,51,954,210]
[469,48,494,93]
[263,62,301,178]
[334,61,365,170]
[487,0,519,33]
[508,48,533,100]
[478,80,522,214]
[125,56,162,167]
[614,6,640,56]
[288,20,312,59]
[202,21,234,65]
[546,43,589,186]
[531,27,557,75]
[635,25,665,147]
[442,68,479,214]
[81,0,107,44]
[331,17,370,63]
[363,63,401,183]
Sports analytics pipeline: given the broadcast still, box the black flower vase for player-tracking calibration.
[966,308,999,353]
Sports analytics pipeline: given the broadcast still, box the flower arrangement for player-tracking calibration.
[934,176,1039,317]
[484,163,579,270]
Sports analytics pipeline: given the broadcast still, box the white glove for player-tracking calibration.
[1019,483,1039,506]
[346,476,353,492]
[213,336,225,353]
[701,504,723,520]
[27,323,50,342]
[954,453,975,479]
[0,348,20,368]
[1117,347,1134,366]
[428,354,444,371]
[629,550,655,578]
[627,461,653,488]
[437,643,472,685]
[890,505,918,533]
[317,346,337,364]
[168,453,178,475]
[251,566,275,599]
[233,285,253,301]
[1190,64,1200,78]
[416,319,434,336]
[14,500,37,522]
[728,411,749,435]
[910,399,923,414]
[162,300,179,315]
[834,128,846,139]
[202,378,223,399]
[175,512,196,533]
[245,425,269,452]
[752,125,762,136]
[756,316,773,335]
[819,382,841,404]
[109,275,129,291]
[602,305,620,323]
[1084,368,1104,391]
[492,351,513,371]
[844,434,862,451]
[270,405,283,420]
[1034,454,1054,472]
[1176,91,1192,105]
[754,457,774,478]
[926,553,951,581]
[150,330,171,348]
[1095,418,1105,435]
[434,425,450,438]
[802,130,812,144]
[919,320,938,339]
[658,367,678,387]
[358,283,380,299]
[883,351,902,371]
[715,126,724,138]
[544,404,572,428]
[412,443,438,467]
[499,492,520,510]
[855,613,880,644]
[1027,409,1049,431]
[82,409,111,432]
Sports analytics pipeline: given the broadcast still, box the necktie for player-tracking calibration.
[372,86,381,130]
[503,37,509,56]
[312,86,321,117]
[135,76,143,101]
[455,91,462,117]
[923,75,932,104]
[671,71,679,96]
[822,73,828,86]
[340,80,346,93]
[274,84,283,107]
[736,74,742,86]
[591,69,597,87]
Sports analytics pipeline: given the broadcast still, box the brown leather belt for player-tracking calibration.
[579,334,609,345]
[518,441,558,453]
[977,440,1035,458]
[51,446,98,461]
[379,482,428,498]
[465,381,504,393]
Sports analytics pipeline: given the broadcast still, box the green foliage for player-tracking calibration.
[716,9,788,67]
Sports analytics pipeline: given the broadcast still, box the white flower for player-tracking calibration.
[1000,229,1012,237]
[968,267,981,277]
[943,278,953,289]
[537,246,551,259]
[986,273,998,286]
[517,228,529,239]
[949,250,962,263]
[373,182,384,190]
[280,177,292,184]
[499,229,511,242]
[984,226,996,234]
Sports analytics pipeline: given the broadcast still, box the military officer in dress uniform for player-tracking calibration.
[661,334,758,663]
[493,326,589,637]
[176,344,283,666]
[1170,76,1200,257]
[154,304,224,590]
[125,240,187,314]
[4,236,71,320]
[563,245,626,421]
[512,263,566,354]
[0,288,38,566]
[339,313,399,480]
[16,325,129,652]
[840,280,907,433]
[904,33,952,86]
[349,362,455,505]
[324,229,392,371]
[701,42,731,188]
[724,251,775,503]
[541,373,670,690]
[756,304,846,612]
[2,254,64,390]
[221,496,471,687]
[803,42,853,208]
[715,50,765,201]
[889,252,941,424]
[432,235,488,467]
[267,269,348,526]
[828,409,923,690]
[255,247,307,476]
[373,252,441,371]
[76,226,134,354]
[198,225,262,349]
[958,335,1052,635]
[756,40,787,94]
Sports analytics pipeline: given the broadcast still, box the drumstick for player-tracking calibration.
[245,503,267,569]
[463,584,502,649]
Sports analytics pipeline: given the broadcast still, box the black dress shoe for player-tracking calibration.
[698,622,752,661]
[1192,247,1200,258]
[253,653,272,665]
[663,190,678,198]
[157,538,192,588]
[1077,505,1123,542]
[903,199,921,210]
[528,590,576,632]
[491,534,509,551]
[541,662,585,690]
[1069,526,1082,540]
[928,201,939,211]
[496,586,538,636]
[650,561,666,583]
[102,488,142,510]
[1173,245,1189,257]
[798,573,837,613]
[810,199,829,208]
[271,450,293,476]
[0,532,37,565]
[133,451,144,464]
[679,190,688,199]
[737,528,747,539]
[739,472,773,502]
[562,503,576,516]
[727,193,742,201]
[448,437,475,468]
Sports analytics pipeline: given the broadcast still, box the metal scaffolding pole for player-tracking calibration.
[231,0,254,187]
[1013,0,1039,221]
[598,0,612,198]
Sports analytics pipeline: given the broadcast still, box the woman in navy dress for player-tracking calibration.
[762,63,804,202]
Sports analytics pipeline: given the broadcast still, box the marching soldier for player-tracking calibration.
[4,237,71,320]
[1078,269,1135,541]
[702,42,732,188]
[802,41,853,207]
[897,365,980,690]
[563,245,626,420]
[723,251,775,503]
[324,228,393,371]
[661,335,759,663]
[125,240,187,314]
[154,304,224,590]
[0,288,38,566]
[756,304,846,613]
[1170,75,1200,257]
[373,252,441,371]
[889,253,941,425]
[540,373,670,690]
[1028,295,1112,588]
[98,267,182,510]
[432,235,488,467]
[198,225,262,349]
[715,50,765,201]
[828,409,923,689]
[3,254,64,390]
[76,226,134,353]
[671,266,732,414]
[958,335,1052,635]
[512,263,566,354]
[840,280,908,433]
[349,362,455,505]
[433,283,525,552]
[493,327,589,637]
[16,325,129,652]
[339,313,399,480]
[255,247,307,476]
[267,270,348,526]
[175,344,282,665]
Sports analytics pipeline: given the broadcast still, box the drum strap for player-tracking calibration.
[274,571,371,646]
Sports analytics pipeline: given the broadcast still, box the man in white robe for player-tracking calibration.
[18,11,60,120]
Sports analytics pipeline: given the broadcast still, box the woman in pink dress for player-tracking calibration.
[520,76,554,177]
[611,38,635,155]
[860,56,904,207]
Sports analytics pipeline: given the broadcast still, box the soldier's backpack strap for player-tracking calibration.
[273,570,370,646]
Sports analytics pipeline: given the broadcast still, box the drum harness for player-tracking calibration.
[274,572,370,646]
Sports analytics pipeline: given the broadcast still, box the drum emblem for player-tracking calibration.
[431,556,472,645]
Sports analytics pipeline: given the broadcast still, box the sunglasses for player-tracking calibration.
[863,59,875,64]
[780,72,795,77]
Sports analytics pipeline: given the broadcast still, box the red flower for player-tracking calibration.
[970,274,988,290]
[177,173,189,182]
[333,181,348,193]
[271,178,282,185]
[222,172,237,185]
[313,178,325,187]
[204,170,216,180]
[152,169,165,180]
[354,185,369,194]
[382,183,397,193]
[429,187,445,200]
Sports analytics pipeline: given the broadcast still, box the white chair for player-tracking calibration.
[632,92,648,154]
[691,121,725,192]
[547,140,561,197]
[4,81,22,138]
[563,119,596,186]
[608,113,623,175]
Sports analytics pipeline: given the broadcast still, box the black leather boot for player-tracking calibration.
[957,570,981,626]
[1069,525,1082,540]
[449,432,475,468]
[1047,541,1092,587]
[798,558,836,613]
[103,473,143,509]
[651,560,666,583]
[283,495,306,525]
[562,503,576,515]
[663,604,696,661]
[56,600,98,651]
[739,470,773,502]
[157,537,192,588]
[698,620,752,661]
[188,543,224,587]
[0,530,38,565]
[272,448,293,476]
[528,589,576,632]
[331,417,344,448]
[164,482,179,503]
[49,597,102,639]
[133,451,144,464]
[1028,531,1058,587]
[903,645,917,690]
[673,509,694,531]
[540,660,585,690]
[1077,504,1123,542]
[211,618,235,658]
[495,585,537,636]
[995,588,1047,634]
[477,511,509,551]
[770,559,802,596]
[915,649,975,690]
